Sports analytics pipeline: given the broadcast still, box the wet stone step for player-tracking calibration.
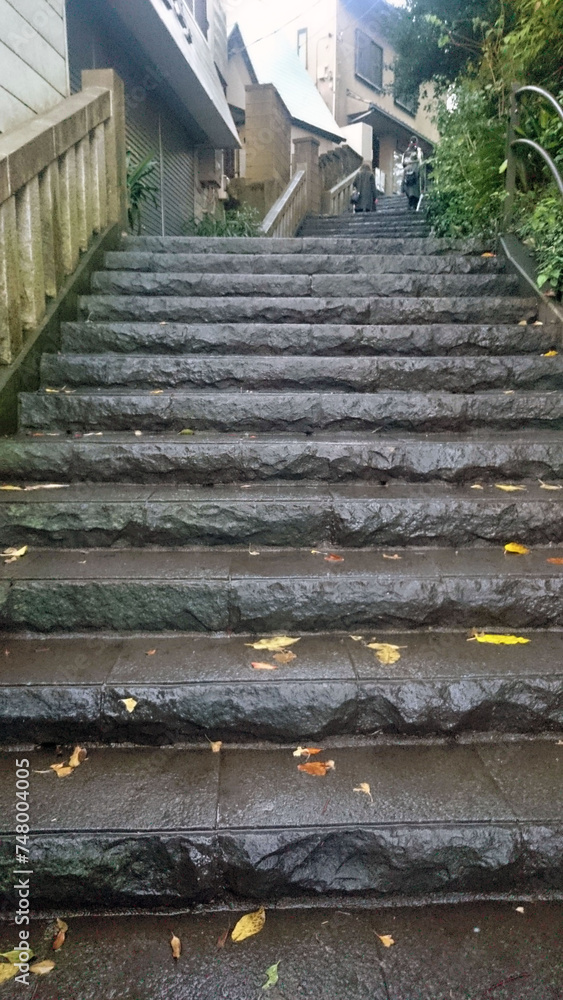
[90,271,518,298]
[1,630,562,744]
[2,546,563,632]
[19,389,563,433]
[2,430,563,484]
[77,295,536,325]
[60,321,560,357]
[0,739,561,908]
[104,251,506,275]
[122,235,489,255]
[2,481,563,549]
[40,353,563,392]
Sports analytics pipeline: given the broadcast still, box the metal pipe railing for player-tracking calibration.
[504,84,563,225]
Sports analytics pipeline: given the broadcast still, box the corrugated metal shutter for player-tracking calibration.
[125,93,164,237]
[160,109,196,236]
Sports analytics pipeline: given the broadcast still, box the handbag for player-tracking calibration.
[350,190,360,204]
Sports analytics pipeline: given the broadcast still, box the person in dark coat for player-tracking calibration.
[352,162,377,212]
[402,136,421,210]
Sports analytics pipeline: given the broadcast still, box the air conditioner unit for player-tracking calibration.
[198,148,223,187]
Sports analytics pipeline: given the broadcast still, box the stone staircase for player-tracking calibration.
[1,199,563,915]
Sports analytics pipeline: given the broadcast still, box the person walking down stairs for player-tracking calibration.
[352,161,377,212]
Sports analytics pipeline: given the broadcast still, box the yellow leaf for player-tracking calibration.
[179,429,194,435]
[470,484,484,490]
[273,650,297,664]
[354,782,373,803]
[349,635,363,641]
[494,484,526,492]
[0,965,18,983]
[481,252,496,258]
[121,697,138,713]
[376,934,395,948]
[504,542,530,555]
[245,636,300,651]
[30,960,55,975]
[366,642,405,665]
[231,906,266,942]
[50,763,74,777]
[539,481,563,491]
[0,949,34,964]
[468,632,530,645]
[310,549,321,554]
[170,934,181,959]
[56,918,68,933]
[0,485,24,491]
[68,746,87,768]
[150,389,164,394]
[209,741,223,753]
[2,545,28,559]
[542,350,558,357]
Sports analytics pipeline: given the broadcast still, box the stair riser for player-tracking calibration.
[20,391,563,433]
[2,437,562,483]
[60,321,559,357]
[2,675,562,744]
[41,354,563,392]
[104,252,505,275]
[122,236,488,254]
[90,272,518,298]
[78,296,536,325]
[3,575,563,631]
[0,825,560,909]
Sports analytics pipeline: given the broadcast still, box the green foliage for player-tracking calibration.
[516,190,563,297]
[126,152,159,235]
[425,84,507,239]
[183,204,262,237]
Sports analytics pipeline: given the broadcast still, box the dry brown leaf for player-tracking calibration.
[293,746,323,758]
[68,746,87,768]
[251,661,278,671]
[366,641,405,665]
[146,649,156,655]
[216,927,230,949]
[354,782,373,802]
[494,484,526,492]
[547,557,563,565]
[297,760,335,776]
[273,650,297,664]
[50,763,74,778]
[52,929,66,951]
[170,934,181,960]
[539,481,563,490]
[382,553,402,560]
[121,697,138,713]
[30,959,55,976]
[209,741,223,753]
[324,553,344,562]
[468,632,530,645]
[245,636,300,651]
[504,542,530,555]
[231,907,266,942]
[376,934,395,948]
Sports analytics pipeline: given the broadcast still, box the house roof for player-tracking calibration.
[229,22,345,144]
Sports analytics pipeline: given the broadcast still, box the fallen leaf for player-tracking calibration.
[349,635,363,641]
[532,321,543,326]
[251,661,278,671]
[494,484,526,492]
[68,746,87,768]
[83,432,103,437]
[1,949,34,964]
[515,906,525,914]
[209,741,223,753]
[45,387,65,393]
[468,632,530,645]
[382,553,402,560]
[134,430,142,436]
[324,553,344,562]
[121,697,138,713]
[52,929,66,951]
[481,252,496,258]
[366,641,405,665]
[2,545,28,561]
[470,484,484,490]
[262,961,280,990]
[542,350,558,357]
[297,760,335,776]
[376,934,395,948]
[547,557,563,565]
[0,965,19,983]
[30,960,55,975]
[179,429,194,435]
[503,389,514,394]
[273,651,296,665]
[50,763,74,778]
[231,907,266,942]
[246,636,300,651]
[0,485,24,491]
[504,542,530,555]
[56,918,68,933]
[216,927,230,949]
[170,934,181,960]
[150,389,164,395]
[310,549,321,554]
[354,782,373,802]
[518,319,528,326]
[293,746,323,757]
[539,481,563,490]
[248,547,260,556]
[146,649,156,655]
[27,484,68,490]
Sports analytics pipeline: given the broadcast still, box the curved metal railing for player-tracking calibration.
[504,84,563,222]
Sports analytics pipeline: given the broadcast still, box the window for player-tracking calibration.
[355,29,383,91]
[297,28,308,67]
[394,86,419,117]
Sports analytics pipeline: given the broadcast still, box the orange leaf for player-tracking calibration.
[52,929,66,951]
[547,557,563,565]
[293,746,323,757]
[146,649,156,655]
[324,553,344,562]
[170,934,181,960]
[297,760,335,776]
[251,661,278,670]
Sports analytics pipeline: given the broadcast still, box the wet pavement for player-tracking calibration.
[0,902,561,999]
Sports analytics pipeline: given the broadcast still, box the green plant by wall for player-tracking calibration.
[516,190,563,298]
[126,152,159,234]
[183,204,262,237]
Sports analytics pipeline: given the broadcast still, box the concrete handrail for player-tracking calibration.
[322,167,360,216]
[260,169,308,237]
[0,70,126,365]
